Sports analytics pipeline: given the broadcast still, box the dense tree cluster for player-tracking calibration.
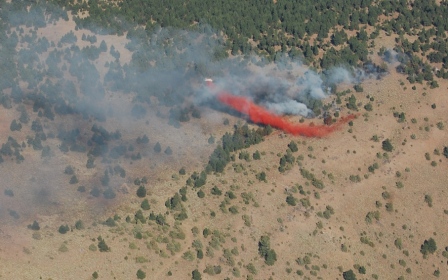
[258,235,277,266]
[206,124,270,173]
[44,0,445,77]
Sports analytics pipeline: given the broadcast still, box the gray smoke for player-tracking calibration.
[0,2,379,224]
[382,49,400,64]
[265,100,312,116]
[204,61,358,117]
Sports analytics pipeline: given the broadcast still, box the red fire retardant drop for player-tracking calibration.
[207,81,356,138]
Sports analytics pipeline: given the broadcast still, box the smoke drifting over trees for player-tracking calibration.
[0,1,385,226]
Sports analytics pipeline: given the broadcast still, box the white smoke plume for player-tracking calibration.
[265,100,313,116]
[202,60,359,117]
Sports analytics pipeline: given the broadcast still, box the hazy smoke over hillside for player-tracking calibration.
[0,2,372,223]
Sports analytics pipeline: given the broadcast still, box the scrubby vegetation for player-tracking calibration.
[1,0,447,279]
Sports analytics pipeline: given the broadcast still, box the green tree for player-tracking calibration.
[179,167,186,175]
[197,190,205,198]
[75,220,84,230]
[256,171,266,182]
[69,175,78,184]
[331,30,346,46]
[382,139,394,152]
[343,269,357,280]
[86,156,95,169]
[443,146,448,158]
[347,94,358,110]
[98,236,110,252]
[286,195,297,206]
[192,269,202,280]
[99,40,107,52]
[136,185,147,198]
[104,217,116,227]
[4,189,13,197]
[103,188,116,199]
[135,210,146,223]
[154,142,161,153]
[354,84,364,92]
[141,199,150,210]
[58,225,70,234]
[28,220,40,230]
[101,170,109,186]
[258,236,277,265]
[358,266,366,274]
[265,249,277,265]
[136,269,146,279]
[164,146,172,155]
[10,119,22,131]
[197,249,203,259]
[288,141,298,152]
[420,238,437,255]
[211,186,222,196]
[64,165,74,175]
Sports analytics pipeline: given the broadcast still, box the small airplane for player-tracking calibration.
[204,78,213,86]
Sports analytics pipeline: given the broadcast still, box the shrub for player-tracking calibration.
[228,206,238,214]
[69,175,78,184]
[424,195,433,207]
[103,188,116,199]
[58,225,69,234]
[64,165,74,175]
[136,269,146,279]
[4,189,14,197]
[98,236,110,252]
[75,220,84,230]
[194,249,202,259]
[420,238,437,255]
[28,221,40,230]
[286,195,297,206]
[10,119,22,131]
[192,269,202,280]
[382,139,394,152]
[154,142,161,153]
[256,171,267,181]
[164,146,173,155]
[136,186,147,198]
[343,269,357,280]
[385,202,394,212]
[197,190,205,198]
[104,217,116,227]
[394,238,402,249]
[258,236,277,265]
[288,141,298,152]
[211,186,222,196]
[354,84,363,92]
[141,199,151,210]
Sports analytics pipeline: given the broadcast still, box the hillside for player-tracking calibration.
[0,1,447,280]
